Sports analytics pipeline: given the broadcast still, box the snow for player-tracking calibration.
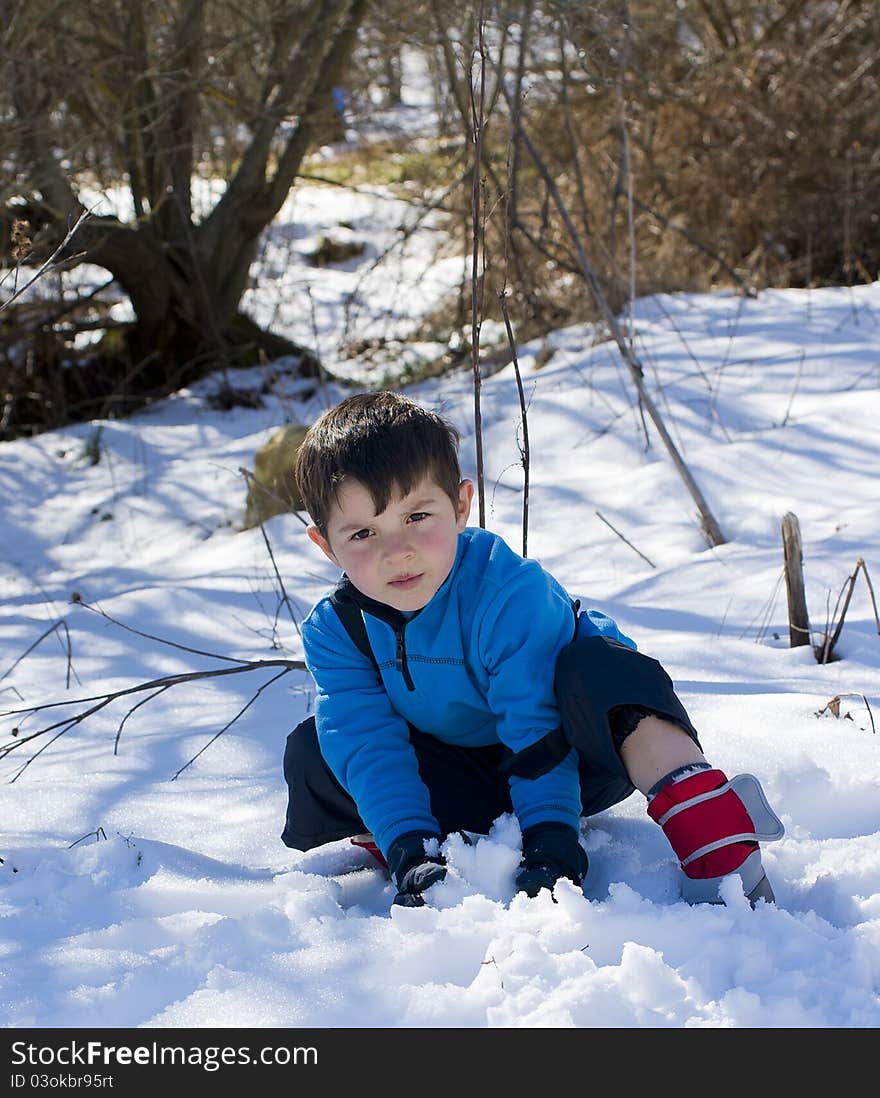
[2,176,880,1030]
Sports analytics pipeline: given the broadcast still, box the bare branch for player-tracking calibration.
[114,684,171,755]
[0,208,93,314]
[468,5,489,529]
[71,595,252,665]
[69,826,107,849]
[171,667,291,780]
[819,559,880,664]
[238,467,305,640]
[595,510,656,569]
[0,618,78,690]
[497,289,530,557]
[506,0,533,233]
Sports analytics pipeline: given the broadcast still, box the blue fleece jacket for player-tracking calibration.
[301,526,635,856]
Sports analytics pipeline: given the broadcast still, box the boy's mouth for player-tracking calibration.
[388,573,422,589]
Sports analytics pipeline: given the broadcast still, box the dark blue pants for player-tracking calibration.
[281,635,700,851]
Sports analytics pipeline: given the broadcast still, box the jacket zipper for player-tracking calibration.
[395,623,416,691]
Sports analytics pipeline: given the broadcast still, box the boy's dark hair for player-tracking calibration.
[294,391,462,535]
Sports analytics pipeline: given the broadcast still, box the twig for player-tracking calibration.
[819,558,880,664]
[497,290,530,557]
[742,567,784,643]
[820,563,854,663]
[864,562,880,631]
[6,721,79,782]
[0,208,93,314]
[556,25,592,248]
[615,11,636,353]
[260,521,303,638]
[69,827,107,849]
[237,469,304,639]
[595,511,656,569]
[171,667,292,780]
[238,465,307,645]
[781,349,806,426]
[114,684,172,755]
[506,0,532,235]
[239,466,309,529]
[72,595,253,664]
[0,619,79,690]
[469,4,488,528]
[5,277,116,332]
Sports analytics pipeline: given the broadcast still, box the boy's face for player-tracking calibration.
[307,474,474,612]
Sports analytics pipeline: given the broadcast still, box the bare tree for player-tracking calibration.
[1,0,370,436]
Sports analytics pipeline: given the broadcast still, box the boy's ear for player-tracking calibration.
[307,525,340,566]
[456,479,474,529]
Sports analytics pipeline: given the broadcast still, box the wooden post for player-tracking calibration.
[782,512,811,647]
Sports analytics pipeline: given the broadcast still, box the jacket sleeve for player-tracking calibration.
[576,606,637,649]
[303,604,439,855]
[477,566,585,833]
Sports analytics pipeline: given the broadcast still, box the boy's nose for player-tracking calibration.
[383,533,415,561]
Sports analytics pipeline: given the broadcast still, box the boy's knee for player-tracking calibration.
[556,635,699,749]
[557,635,669,700]
[553,636,702,809]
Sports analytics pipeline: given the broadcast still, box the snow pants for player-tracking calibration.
[280,635,701,852]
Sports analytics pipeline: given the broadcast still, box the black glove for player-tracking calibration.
[515,822,588,899]
[386,830,447,908]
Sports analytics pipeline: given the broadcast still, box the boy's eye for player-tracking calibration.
[408,511,430,523]
[349,528,372,541]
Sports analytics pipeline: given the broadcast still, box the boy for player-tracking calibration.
[282,391,783,909]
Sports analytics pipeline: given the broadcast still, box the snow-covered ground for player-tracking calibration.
[1,175,879,1028]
